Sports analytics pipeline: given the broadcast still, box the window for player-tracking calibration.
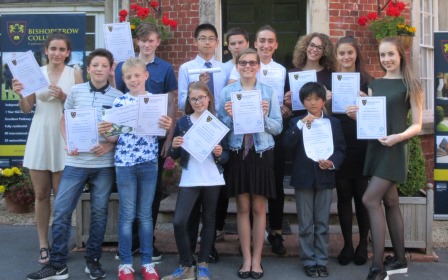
[419,0,436,113]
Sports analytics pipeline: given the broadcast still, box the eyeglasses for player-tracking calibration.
[308,43,325,52]
[237,60,259,67]
[189,95,207,104]
[196,37,217,42]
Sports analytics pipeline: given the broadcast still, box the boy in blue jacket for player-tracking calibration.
[283,82,345,278]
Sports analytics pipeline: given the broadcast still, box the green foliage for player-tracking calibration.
[436,106,445,125]
[396,115,426,196]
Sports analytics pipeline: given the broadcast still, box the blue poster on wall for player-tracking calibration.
[433,31,448,217]
[0,14,86,168]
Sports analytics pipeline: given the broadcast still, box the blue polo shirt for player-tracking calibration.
[115,55,177,94]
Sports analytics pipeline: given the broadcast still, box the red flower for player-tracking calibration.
[396,1,405,11]
[118,9,128,17]
[130,4,138,10]
[358,16,368,26]
[119,16,126,22]
[169,20,178,28]
[150,1,159,8]
[162,13,170,26]
[386,6,401,17]
[367,12,378,20]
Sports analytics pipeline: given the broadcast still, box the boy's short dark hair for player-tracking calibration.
[255,25,277,41]
[86,48,114,67]
[225,27,249,44]
[194,23,218,39]
[299,82,326,103]
[135,22,161,39]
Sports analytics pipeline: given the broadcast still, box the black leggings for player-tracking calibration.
[362,176,406,269]
[336,177,370,247]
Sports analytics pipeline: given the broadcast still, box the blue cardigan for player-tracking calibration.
[169,115,229,174]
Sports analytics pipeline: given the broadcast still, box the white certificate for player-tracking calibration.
[289,70,317,111]
[188,68,221,75]
[101,104,137,136]
[65,108,99,152]
[231,90,265,135]
[331,72,360,113]
[302,118,334,161]
[181,110,230,163]
[103,22,135,62]
[136,94,168,136]
[357,96,387,139]
[259,68,285,105]
[6,50,49,97]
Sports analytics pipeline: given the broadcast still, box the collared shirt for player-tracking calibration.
[222,60,235,83]
[112,93,159,166]
[178,55,227,112]
[115,55,177,94]
[64,82,123,168]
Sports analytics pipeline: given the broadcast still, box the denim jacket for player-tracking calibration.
[218,80,283,153]
[169,115,229,174]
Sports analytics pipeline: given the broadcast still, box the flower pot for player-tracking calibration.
[399,35,413,49]
[4,195,32,214]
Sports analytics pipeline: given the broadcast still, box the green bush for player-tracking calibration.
[396,130,426,196]
[436,106,444,124]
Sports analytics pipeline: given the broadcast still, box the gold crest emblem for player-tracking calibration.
[263,69,268,76]
[206,116,212,122]
[108,26,113,32]
[7,21,27,46]
[294,74,299,80]
[144,97,149,104]
[337,75,342,81]
[362,99,367,105]
[71,112,76,118]
[237,94,242,100]
[11,60,17,66]
[306,122,311,129]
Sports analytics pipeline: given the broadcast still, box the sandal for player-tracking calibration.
[38,247,50,264]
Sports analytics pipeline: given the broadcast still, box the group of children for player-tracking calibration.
[18,19,423,280]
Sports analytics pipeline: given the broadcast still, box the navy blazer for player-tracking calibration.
[283,113,346,190]
[169,115,229,174]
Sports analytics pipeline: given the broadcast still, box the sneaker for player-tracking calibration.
[208,245,219,263]
[142,263,160,280]
[85,257,106,279]
[366,267,389,280]
[197,263,210,280]
[153,245,163,261]
[383,255,408,275]
[161,266,195,280]
[267,233,287,256]
[26,264,69,280]
[118,264,135,280]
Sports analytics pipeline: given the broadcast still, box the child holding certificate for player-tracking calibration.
[162,81,228,280]
[219,48,282,279]
[283,82,345,278]
[361,37,423,280]
[99,57,172,280]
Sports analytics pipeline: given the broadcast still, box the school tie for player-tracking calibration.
[243,134,254,159]
[204,62,215,95]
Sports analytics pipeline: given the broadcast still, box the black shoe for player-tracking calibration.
[84,257,106,279]
[26,264,69,280]
[316,265,329,277]
[153,245,162,261]
[383,255,408,275]
[337,245,354,265]
[354,243,368,265]
[366,267,388,280]
[208,245,219,263]
[250,264,264,279]
[304,265,318,278]
[267,233,286,256]
[237,265,251,279]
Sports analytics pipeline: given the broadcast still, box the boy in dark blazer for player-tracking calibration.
[283,82,345,278]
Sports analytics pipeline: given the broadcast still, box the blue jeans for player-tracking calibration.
[50,166,114,267]
[117,159,158,265]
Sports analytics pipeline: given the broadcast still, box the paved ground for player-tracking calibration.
[1,225,448,280]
